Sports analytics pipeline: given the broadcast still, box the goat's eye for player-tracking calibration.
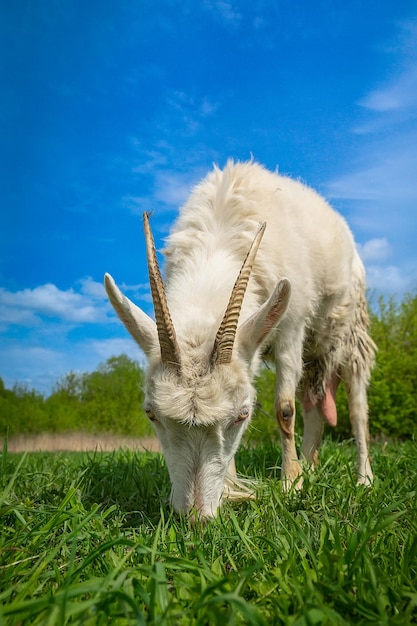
[145,407,158,422]
[234,407,250,425]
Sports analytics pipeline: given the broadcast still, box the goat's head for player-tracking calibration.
[105,213,291,518]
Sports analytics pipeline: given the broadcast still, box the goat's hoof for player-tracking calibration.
[282,463,303,492]
[357,474,373,487]
[282,475,304,493]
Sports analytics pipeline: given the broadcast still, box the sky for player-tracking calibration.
[1,0,416,394]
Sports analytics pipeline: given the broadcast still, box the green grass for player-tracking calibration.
[1,438,416,625]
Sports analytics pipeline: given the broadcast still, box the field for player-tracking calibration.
[1,437,416,625]
[3,432,161,454]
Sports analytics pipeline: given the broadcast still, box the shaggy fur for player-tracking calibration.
[105,160,376,518]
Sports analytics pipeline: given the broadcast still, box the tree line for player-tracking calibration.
[0,355,153,439]
[1,293,416,441]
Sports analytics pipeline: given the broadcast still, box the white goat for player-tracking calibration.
[105,160,376,518]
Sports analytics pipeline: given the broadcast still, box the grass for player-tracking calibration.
[0,438,416,625]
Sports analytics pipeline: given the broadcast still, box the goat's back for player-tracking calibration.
[165,161,361,323]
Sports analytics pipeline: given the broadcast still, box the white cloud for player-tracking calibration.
[325,19,417,299]
[365,264,415,295]
[0,337,144,394]
[0,274,155,393]
[121,194,150,214]
[131,148,168,175]
[360,89,405,113]
[325,19,417,238]
[0,304,39,328]
[325,139,417,296]
[359,66,417,114]
[154,170,199,207]
[89,338,144,363]
[357,238,391,263]
[359,20,417,115]
[110,280,153,306]
[203,0,242,29]
[0,278,108,329]
[356,238,414,294]
[326,137,417,205]
[127,132,216,216]
[79,277,106,299]
[200,97,219,117]
[126,166,206,215]
[164,90,220,137]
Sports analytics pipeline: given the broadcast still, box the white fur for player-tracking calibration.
[106,160,376,518]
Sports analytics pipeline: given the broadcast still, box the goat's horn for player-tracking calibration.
[211,222,266,365]
[143,212,181,371]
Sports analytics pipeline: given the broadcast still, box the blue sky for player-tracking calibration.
[1,0,416,394]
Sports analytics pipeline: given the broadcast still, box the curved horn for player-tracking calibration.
[143,212,181,371]
[211,222,266,366]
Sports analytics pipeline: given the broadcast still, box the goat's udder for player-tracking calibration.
[303,374,339,427]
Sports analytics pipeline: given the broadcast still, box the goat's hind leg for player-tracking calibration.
[341,279,376,486]
[301,405,324,468]
[301,372,340,468]
[345,373,373,485]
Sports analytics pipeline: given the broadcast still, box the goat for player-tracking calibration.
[105,160,376,518]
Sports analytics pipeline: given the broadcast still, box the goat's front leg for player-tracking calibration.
[275,395,303,490]
[274,340,303,491]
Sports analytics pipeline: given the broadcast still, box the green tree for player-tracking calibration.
[0,378,18,434]
[79,355,151,436]
[367,293,417,437]
[46,371,83,431]
[0,382,48,435]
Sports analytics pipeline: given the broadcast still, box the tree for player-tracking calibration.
[45,356,152,436]
[0,383,48,434]
[367,293,417,438]
[79,355,151,436]
[46,371,83,431]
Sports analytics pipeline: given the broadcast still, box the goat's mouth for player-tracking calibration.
[170,499,220,522]
[169,479,223,520]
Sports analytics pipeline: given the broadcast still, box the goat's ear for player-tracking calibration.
[237,278,291,362]
[104,273,158,357]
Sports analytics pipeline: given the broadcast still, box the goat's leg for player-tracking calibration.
[301,405,324,467]
[345,375,373,485]
[276,398,302,490]
[301,373,340,466]
[227,456,237,479]
[274,339,303,490]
